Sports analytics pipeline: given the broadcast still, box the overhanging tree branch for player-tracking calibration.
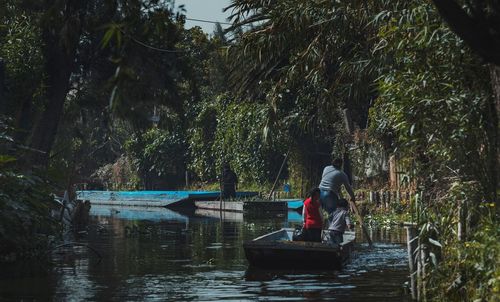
[431,0,500,65]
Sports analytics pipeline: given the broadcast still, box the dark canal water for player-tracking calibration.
[0,206,411,301]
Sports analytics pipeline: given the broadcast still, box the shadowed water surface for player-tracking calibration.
[0,206,411,301]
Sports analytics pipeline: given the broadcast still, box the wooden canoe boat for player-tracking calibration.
[244,228,355,270]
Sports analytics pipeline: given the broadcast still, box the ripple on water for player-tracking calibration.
[347,242,408,270]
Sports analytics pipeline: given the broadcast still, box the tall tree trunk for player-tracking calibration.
[27,3,82,166]
[0,58,5,115]
[490,65,500,119]
[15,97,35,143]
[28,41,75,165]
[487,64,499,203]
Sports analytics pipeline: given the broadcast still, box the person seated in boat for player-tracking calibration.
[327,198,352,245]
[302,188,323,242]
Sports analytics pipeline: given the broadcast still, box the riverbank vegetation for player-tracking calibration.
[0,0,497,300]
[0,117,59,262]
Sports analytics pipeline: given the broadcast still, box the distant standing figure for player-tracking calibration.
[283,182,291,197]
[302,188,323,242]
[327,198,352,245]
[221,163,238,199]
[318,157,355,216]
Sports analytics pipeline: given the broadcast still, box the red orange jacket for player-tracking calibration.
[303,197,322,229]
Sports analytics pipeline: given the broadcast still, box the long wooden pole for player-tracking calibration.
[267,152,289,200]
[349,200,373,247]
[342,109,373,247]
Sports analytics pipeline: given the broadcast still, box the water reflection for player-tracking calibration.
[0,206,411,301]
[90,205,189,222]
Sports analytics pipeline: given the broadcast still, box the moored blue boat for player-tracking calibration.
[77,190,258,207]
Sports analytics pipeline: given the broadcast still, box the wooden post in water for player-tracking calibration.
[219,165,223,213]
[417,237,427,301]
[406,225,418,300]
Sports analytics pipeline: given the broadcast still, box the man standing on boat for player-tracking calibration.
[221,163,238,199]
[318,157,355,216]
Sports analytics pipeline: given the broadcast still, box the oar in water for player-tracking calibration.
[349,200,373,247]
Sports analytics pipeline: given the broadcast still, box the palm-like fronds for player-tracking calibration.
[225,0,386,137]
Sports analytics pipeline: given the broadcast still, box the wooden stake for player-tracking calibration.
[406,225,418,300]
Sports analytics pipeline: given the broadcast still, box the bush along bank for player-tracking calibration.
[0,170,60,263]
[0,118,60,263]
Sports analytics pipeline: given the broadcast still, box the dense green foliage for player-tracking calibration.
[370,2,494,197]
[373,3,498,300]
[125,127,187,188]
[211,101,284,184]
[367,5,498,299]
